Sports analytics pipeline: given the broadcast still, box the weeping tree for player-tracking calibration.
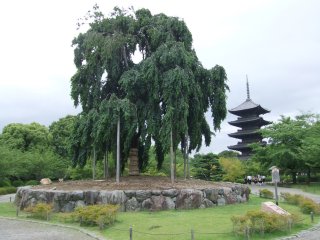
[70,5,228,182]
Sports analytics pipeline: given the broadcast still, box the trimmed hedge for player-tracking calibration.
[24,203,53,220]
[0,187,17,195]
[281,192,320,214]
[72,204,119,229]
[231,210,298,235]
[259,189,274,199]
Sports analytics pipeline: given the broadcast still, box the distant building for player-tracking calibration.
[228,78,271,160]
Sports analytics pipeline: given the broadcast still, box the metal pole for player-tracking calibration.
[116,116,120,183]
[275,181,279,206]
[311,212,314,223]
[170,129,174,185]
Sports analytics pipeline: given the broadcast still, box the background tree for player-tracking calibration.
[191,153,223,181]
[251,113,320,183]
[0,123,51,152]
[70,6,229,181]
[49,115,76,159]
[219,157,245,182]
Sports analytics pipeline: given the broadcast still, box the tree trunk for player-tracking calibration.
[170,129,174,184]
[116,117,120,183]
[92,147,96,180]
[104,145,109,180]
[292,171,297,184]
[307,167,311,185]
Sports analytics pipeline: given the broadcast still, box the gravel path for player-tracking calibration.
[249,184,320,239]
[0,194,104,240]
[0,218,102,240]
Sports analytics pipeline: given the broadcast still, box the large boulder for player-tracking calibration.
[176,189,203,209]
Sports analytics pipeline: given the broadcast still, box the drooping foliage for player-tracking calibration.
[70,5,229,170]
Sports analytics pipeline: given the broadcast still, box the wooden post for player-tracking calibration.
[311,211,314,223]
[129,225,133,240]
[116,117,120,183]
[191,229,194,240]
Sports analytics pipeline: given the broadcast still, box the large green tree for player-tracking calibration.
[70,6,228,181]
[49,115,76,159]
[251,114,320,183]
[0,122,51,152]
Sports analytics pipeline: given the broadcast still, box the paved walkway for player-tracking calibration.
[0,194,104,240]
[248,184,320,240]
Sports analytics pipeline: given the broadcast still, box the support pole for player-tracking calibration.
[170,129,174,185]
[116,117,120,183]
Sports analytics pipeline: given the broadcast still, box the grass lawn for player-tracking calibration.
[0,196,318,240]
[291,183,320,195]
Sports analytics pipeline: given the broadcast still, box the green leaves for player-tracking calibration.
[70,6,229,170]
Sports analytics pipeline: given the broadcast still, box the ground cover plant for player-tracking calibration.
[0,195,317,240]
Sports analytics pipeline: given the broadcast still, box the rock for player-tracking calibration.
[75,200,85,208]
[40,178,52,185]
[124,190,136,198]
[151,190,161,196]
[204,189,219,203]
[99,190,126,205]
[165,197,175,210]
[136,190,151,202]
[62,202,75,212]
[217,197,226,206]
[83,191,99,205]
[142,198,153,210]
[176,189,202,209]
[202,199,215,208]
[126,197,140,211]
[162,189,178,197]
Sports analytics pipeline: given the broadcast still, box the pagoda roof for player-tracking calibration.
[229,116,271,127]
[228,143,251,151]
[228,129,261,139]
[229,99,270,116]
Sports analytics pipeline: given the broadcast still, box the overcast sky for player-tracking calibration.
[0,0,319,154]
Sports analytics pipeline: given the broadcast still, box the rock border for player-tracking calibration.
[15,185,250,212]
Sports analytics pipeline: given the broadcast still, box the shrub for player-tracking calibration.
[281,192,320,214]
[231,210,298,236]
[259,189,274,199]
[11,179,24,187]
[299,198,320,214]
[0,179,11,187]
[25,180,39,186]
[0,187,17,195]
[24,203,53,220]
[72,204,119,229]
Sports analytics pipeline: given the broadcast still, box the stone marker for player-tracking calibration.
[128,148,139,176]
[261,201,290,215]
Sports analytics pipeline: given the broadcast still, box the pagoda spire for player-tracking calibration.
[246,75,250,100]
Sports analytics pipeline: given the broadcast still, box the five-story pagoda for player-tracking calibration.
[228,78,271,159]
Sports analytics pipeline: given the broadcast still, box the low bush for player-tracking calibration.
[259,189,274,199]
[72,204,119,229]
[25,180,39,186]
[24,203,53,220]
[0,187,17,195]
[281,192,320,214]
[231,210,298,236]
[0,179,11,187]
[11,180,24,187]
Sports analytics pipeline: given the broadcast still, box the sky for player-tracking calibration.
[0,0,319,154]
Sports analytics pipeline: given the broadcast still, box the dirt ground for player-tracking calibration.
[32,176,238,191]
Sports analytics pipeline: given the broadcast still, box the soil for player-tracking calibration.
[32,176,237,191]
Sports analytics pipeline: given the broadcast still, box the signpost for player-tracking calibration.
[271,166,280,206]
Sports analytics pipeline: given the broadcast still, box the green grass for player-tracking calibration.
[0,196,318,240]
[291,183,320,195]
